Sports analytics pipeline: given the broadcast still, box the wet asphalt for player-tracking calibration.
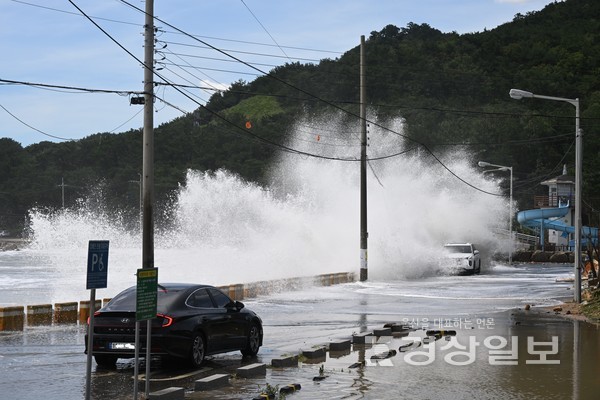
[1,267,600,399]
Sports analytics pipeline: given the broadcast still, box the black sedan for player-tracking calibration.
[85,283,263,368]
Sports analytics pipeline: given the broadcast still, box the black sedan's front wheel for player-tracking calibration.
[189,332,206,367]
[241,323,261,357]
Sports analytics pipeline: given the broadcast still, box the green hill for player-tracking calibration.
[1,0,600,235]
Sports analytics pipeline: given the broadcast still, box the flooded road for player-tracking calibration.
[1,263,599,399]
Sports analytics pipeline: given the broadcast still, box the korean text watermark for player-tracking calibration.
[365,334,560,366]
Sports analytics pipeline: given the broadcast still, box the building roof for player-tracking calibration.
[541,174,575,186]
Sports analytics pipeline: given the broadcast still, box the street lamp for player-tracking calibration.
[479,161,513,265]
[510,88,582,303]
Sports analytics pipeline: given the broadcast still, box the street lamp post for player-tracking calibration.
[479,161,513,265]
[510,88,582,303]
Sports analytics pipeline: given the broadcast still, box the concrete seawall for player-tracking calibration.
[0,272,355,331]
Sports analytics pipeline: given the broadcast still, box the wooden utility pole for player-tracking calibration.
[59,177,66,208]
[134,1,155,399]
[142,1,155,271]
[360,35,368,282]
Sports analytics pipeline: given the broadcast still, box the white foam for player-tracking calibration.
[21,114,511,302]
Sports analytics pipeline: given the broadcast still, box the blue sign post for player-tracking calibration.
[85,240,109,400]
[86,240,109,289]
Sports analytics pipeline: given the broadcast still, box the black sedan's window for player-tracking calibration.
[187,289,214,308]
[209,288,232,308]
[104,287,182,311]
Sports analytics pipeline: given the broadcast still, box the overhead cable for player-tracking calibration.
[0,103,73,141]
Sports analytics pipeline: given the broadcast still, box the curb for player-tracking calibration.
[0,272,355,331]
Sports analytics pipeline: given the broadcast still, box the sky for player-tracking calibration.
[0,0,558,147]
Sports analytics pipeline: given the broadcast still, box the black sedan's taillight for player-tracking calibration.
[157,314,173,327]
[87,311,102,325]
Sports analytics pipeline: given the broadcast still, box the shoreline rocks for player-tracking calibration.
[512,250,575,263]
[0,239,28,251]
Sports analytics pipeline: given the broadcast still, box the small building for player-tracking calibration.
[538,165,574,249]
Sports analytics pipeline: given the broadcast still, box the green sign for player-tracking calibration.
[136,268,158,321]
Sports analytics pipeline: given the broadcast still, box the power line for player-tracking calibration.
[11,0,343,56]
[159,40,322,63]
[0,103,73,141]
[67,0,365,162]
[0,78,139,96]
[116,0,513,195]
[108,108,144,133]
[513,140,575,191]
[153,82,222,92]
[7,1,590,200]
[122,0,411,138]
[13,0,600,106]
[153,94,190,115]
[436,132,573,147]
[158,65,215,100]
[158,61,262,77]
[162,52,280,69]
[161,30,341,55]
[59,0,517,196]
[0,79,146,138]
[240,0,293,62]
[160,50,226,93]
[150,77,600,123]
[10,0,139,26]
[1,74,578,149]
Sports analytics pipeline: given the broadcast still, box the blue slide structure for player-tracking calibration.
[517,205,598,249]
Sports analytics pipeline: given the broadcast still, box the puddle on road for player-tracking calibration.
[87,311,600,400]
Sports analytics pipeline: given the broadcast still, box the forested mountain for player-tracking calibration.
[2,0,600,236]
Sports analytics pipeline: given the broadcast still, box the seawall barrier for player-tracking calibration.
[0,272,355,331]
[0,306,25,331]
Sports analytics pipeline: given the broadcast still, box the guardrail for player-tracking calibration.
[494,228,539,249]
[0,272,355,332]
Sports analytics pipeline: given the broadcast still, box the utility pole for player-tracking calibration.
[359,35,368,282]
[58,177,77,209]
[574,99,582,303]
[142,0,155,271]
[134,1,155,399]
[58,177,66,209]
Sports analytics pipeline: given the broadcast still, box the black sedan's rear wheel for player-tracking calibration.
[241,323,261,357]
[189,332,206,367]
[94,354,118,368]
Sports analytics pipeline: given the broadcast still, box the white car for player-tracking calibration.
[443,243,481,275]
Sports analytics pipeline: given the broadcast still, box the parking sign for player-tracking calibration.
[86,240,109,289]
